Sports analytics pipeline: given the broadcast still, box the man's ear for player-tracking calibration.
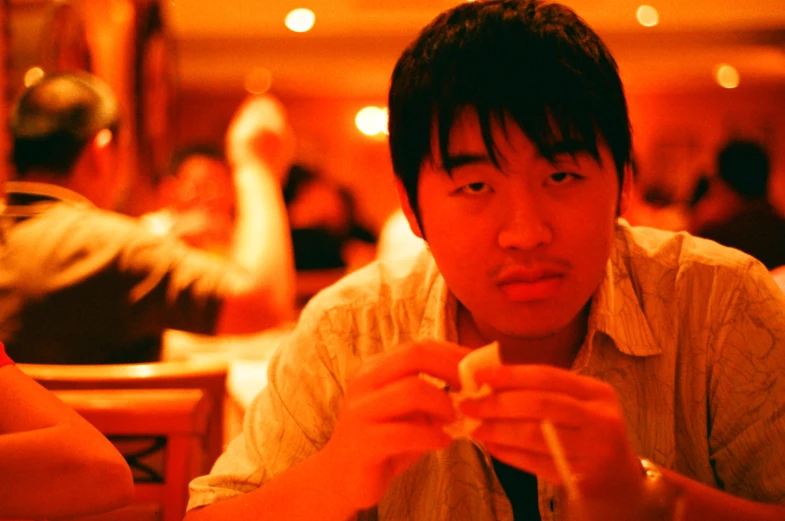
[394,177,424,239]
[618,163,633,217]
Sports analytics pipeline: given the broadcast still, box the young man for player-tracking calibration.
[186,1,785,520]
[1,73,295,363]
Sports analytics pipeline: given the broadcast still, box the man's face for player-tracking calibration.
[402,108,627,341]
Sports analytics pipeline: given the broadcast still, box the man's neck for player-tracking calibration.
[456,303,588,369]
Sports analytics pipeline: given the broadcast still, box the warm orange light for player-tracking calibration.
[24,67,45,87]
[355,106,388,137]
[244,68,272,94]
[636,5,659,27]
[714,63,740,89]
[285,8,315,33]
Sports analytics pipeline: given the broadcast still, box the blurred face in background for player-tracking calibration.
[157,154,236,252]
[163,154,235,219]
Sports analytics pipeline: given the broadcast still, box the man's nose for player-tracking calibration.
[496,191,553,251]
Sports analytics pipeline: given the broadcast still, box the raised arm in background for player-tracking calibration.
[216,94,297,333]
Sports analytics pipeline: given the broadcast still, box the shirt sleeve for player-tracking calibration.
[707,258,785,504]
[0,343,13,367]
[186,300,354,510]
[19,207,252,338]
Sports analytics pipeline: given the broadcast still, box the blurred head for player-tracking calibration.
[10,72,119,178]
[162,145,235,218]
[283,164,352,236]
[716,140,770,201]
[9,72,122,208]
[388,0,632,225]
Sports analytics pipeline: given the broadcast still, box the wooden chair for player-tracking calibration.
[54,388,211,521]
[18,358,228,474]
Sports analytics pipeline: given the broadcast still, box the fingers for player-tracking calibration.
[472,419,590,458]
[483,442,564,485]
[362,421,454,460]
[350,376,456,424]
[474,364,616,401]
[350,341,472,396]
[460,389,597,427]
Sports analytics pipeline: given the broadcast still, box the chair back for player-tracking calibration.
[55,388,211,521]
[18,358,228,473]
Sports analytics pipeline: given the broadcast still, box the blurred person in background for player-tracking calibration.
[376,207,426,263]
[691,139,785,269]
[0,72,295,364]
[283,163,376,272]
[0,341,133,517]
[621,159,689,231]
[143,144,237,255]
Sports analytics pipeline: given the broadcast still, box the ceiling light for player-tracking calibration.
[285,8,315,33]
[636,5,659,27]
[714,64,740,89]
[356,107,388,137]
[244,67,272,94]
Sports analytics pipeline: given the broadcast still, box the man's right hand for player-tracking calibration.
[318,341,471,511]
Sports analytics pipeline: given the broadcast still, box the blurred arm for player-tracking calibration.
[0,365,134,518]
[217,95,297,333]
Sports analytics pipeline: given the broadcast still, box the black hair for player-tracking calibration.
[283,163,320,205]
[388,0,632,222]
[9,71,119,178]
[716,140,770,200]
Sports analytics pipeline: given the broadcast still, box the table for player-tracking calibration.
[162,325,292,445]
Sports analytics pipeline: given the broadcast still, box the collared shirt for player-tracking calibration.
[188,221,785,519]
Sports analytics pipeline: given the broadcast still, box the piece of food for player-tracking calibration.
[443,341,501,439]
[457,341,501,396]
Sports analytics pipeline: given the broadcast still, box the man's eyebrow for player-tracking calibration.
[441,153,491,170]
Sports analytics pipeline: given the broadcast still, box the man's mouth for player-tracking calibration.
[495,267,566,302]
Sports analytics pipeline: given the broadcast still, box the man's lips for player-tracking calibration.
[495,267,567,302]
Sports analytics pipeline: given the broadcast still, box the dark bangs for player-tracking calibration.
[389,0,632,214]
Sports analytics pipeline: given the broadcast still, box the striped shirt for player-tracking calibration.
[189,220,785,519]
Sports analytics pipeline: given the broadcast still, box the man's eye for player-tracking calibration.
[461,182,490,194]
[548,172,578,185]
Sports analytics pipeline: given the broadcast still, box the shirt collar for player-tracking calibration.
[3,181,93,219]
[587,221,661,357]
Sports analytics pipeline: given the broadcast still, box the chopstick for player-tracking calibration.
[541,419,580,501]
